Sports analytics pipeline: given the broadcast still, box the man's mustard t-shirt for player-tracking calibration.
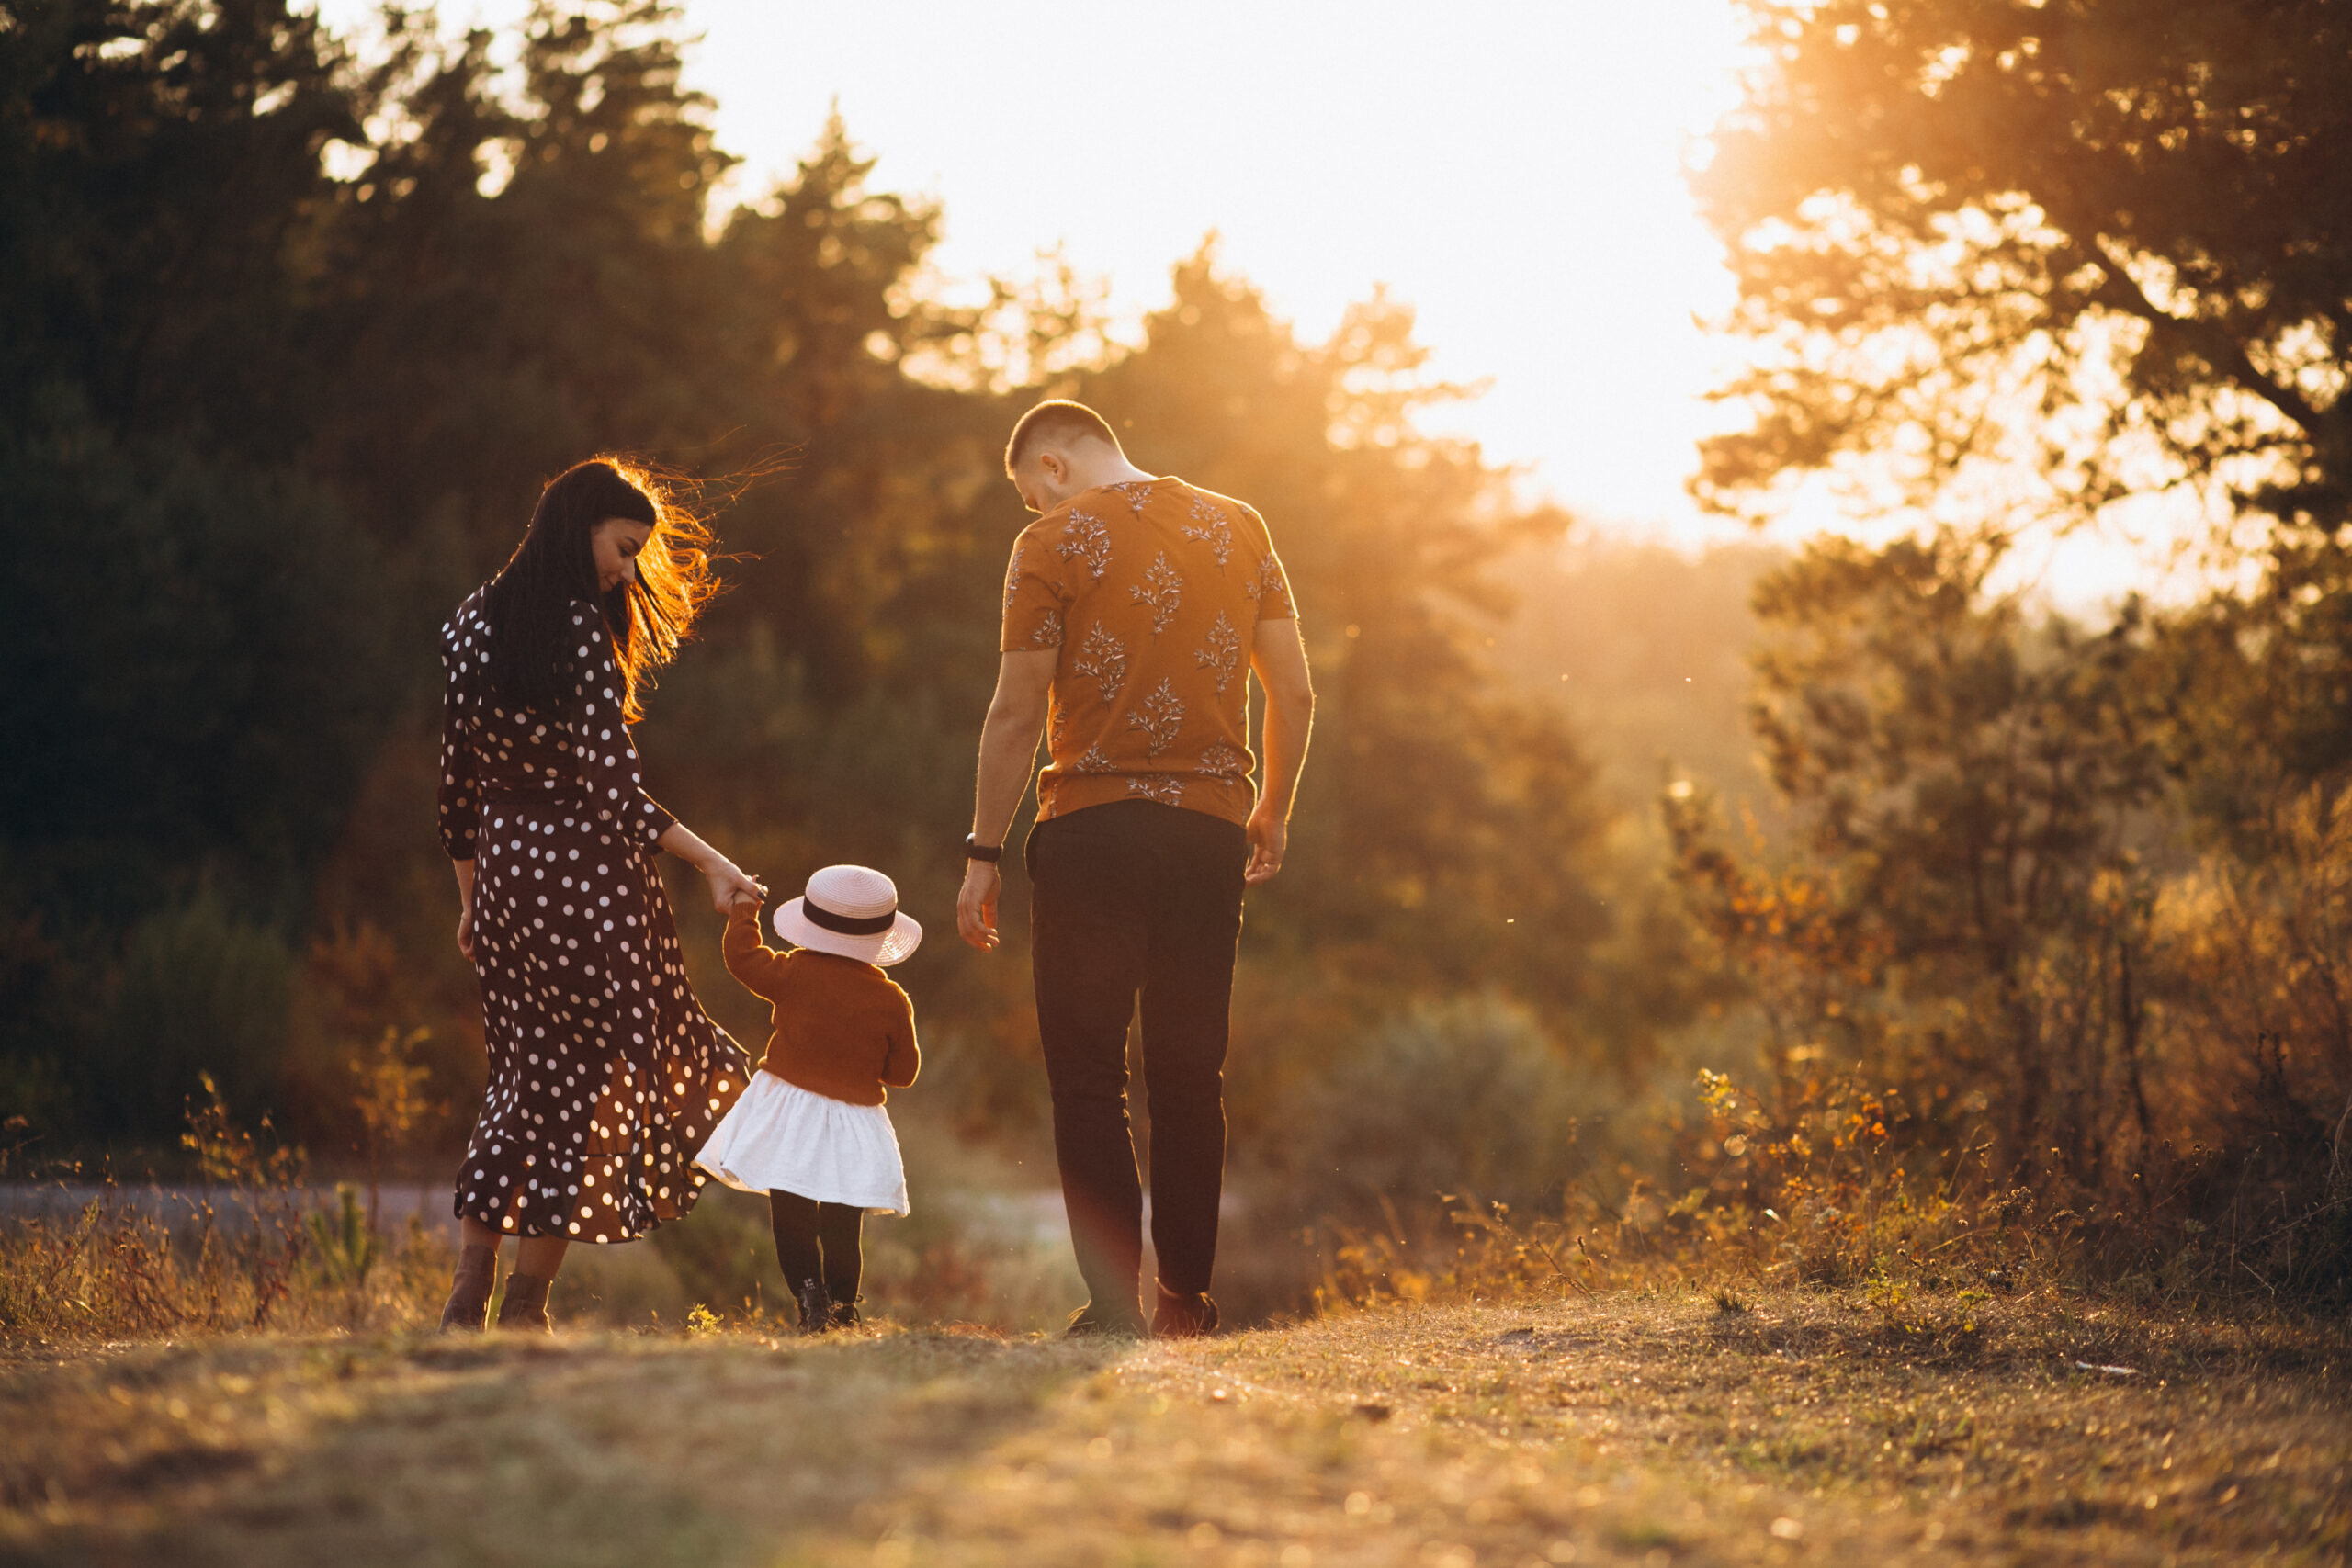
[999,476,1297,828]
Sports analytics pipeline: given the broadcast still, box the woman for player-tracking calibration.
[435,458,762,1331]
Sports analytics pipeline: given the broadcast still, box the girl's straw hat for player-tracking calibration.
[775,864,922,967]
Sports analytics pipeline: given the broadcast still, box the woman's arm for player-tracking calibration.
[661,820,764,916]
[565,606,760,912]
[571,610,681,849]
[440,628,483,962]
[452,858,478,964]
[438,637,481,861]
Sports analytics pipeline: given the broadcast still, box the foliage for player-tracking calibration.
[1677,4,2352,1305]
[91,899,300,1141]
[346,1026,435,1178]
[0,0,1623,1156]
[1698,0,2352,537]
[1273,996,1599,1229]
[180,1070,304,1188]
[0,1182,448,1340]
[1670,530,2165,1182]
[1657,532,2352,1303]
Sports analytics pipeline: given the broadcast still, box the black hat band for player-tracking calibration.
[802,900,896,936]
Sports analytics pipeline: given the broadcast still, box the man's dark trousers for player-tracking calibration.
[1028,800,1248,1313]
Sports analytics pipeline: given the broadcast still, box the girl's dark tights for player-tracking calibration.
[768,1190,865,1303]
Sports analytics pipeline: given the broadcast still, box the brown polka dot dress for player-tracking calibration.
[437,588,746,1242]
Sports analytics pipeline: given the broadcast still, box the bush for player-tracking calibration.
[1276,996,1601,1228]
[85,892,296,1140]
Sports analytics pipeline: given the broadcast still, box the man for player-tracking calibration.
[956,400,1316,1337]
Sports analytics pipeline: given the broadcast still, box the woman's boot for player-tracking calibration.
[496,1271,555,1333]
[438,1244,499,1333]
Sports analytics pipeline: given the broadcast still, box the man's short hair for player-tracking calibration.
[1004,400,1121,477]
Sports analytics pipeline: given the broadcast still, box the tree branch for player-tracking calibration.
[2078,235,2325,439]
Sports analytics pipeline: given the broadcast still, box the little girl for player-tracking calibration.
[693,863,921,1332]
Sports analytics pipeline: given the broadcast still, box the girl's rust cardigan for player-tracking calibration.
[722,904,919,1106]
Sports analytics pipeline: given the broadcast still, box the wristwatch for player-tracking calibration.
[965,834,1003,863]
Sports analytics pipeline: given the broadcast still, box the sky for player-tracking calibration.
[679,0,1757,541]
[312,0,2177,604]
[320,0,1756,534]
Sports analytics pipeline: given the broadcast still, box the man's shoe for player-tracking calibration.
[797,1278,834,1335]
[1065,1299,1147,1338]
[1153,1285,1220,1338]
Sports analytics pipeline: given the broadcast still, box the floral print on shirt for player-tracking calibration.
[1000,477,1295,828]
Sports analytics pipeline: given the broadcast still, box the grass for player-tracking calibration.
[2,1284,2343,1566]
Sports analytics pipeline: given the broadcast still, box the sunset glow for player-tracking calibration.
[320,0,1756,535]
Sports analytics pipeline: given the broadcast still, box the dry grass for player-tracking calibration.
[2,1284,2342,1566]
[0,1188,452,1342]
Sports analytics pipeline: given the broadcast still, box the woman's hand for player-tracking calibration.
[453,859,480,964]
[702,859,764,916]
[656,822,765,915]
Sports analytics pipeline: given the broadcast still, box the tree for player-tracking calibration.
[1696,0,2352,537]
[1668,532,2164,1181]
[0,0,358,448]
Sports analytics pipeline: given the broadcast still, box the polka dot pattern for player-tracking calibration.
[437,589,748,1242]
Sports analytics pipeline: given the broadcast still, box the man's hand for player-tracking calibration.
[1244,804,1288,886]
[1245,619,1312,888]
[957,860,1004,951]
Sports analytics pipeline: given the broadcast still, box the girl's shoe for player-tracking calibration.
[438,1244,499,1333]
[496,1271,555,1333]
[830,1299,863,1330]
[1152,1285,1219,1338]
[796,1278,834,1335]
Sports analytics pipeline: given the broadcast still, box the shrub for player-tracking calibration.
[85,893,296,1140]
[1277,996,1605,1229]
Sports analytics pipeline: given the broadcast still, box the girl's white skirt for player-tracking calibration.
[692,1070,909,1215]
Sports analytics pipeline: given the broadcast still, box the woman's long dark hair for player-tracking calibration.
[482,457,721,723]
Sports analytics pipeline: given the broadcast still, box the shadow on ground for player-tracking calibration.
[1,1327,1114,1568]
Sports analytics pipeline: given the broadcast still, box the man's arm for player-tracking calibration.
[1245,618,1315,886]
[957,649,1057,951]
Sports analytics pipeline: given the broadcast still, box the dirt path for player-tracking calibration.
[2,1290,2343,1566]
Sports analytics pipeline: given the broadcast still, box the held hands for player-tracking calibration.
[702,858,765,916]
[956,859,1002,952]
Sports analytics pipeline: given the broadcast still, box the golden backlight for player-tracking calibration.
[318,0,1754,536]
[697,0,1753,535]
